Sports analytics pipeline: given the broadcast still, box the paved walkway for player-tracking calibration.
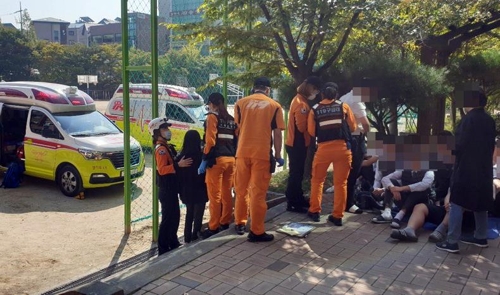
[92,196,500,295]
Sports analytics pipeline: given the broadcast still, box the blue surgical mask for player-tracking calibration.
[162,130,172,141]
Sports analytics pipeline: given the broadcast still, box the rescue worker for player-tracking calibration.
[149,117,192,256]
[307,82,356,226]
[198,92,237,239]
[285,76,322,213]
[233,77,286,242]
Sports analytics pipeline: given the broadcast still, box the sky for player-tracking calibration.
[1,0,123,28]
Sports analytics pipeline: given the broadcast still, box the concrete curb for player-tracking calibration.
[73,195,287,295]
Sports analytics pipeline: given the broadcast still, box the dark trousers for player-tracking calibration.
[345,135,365,210]
[384,179,429,214]
[184,202,205,243]
[158,186,181,255]
[285,145,307,205]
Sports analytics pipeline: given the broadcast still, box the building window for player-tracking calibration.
[91,35,103,44]
[115,33,121,43]
[103,34,114,43]
[53,30,59,42]
[68,31,75,36]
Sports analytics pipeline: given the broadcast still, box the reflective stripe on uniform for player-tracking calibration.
[218,134,234,139]
[319,119,342,126]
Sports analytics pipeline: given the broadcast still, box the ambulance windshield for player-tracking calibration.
[54,111,122,137]
[186,105,207,122]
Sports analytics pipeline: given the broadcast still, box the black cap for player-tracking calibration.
[208,92,224,105]
[305,76,322,89]
[253,77,271,88]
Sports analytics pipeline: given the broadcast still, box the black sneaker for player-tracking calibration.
[327,215,342,226]
[235,224,246,235]
[307,211,321,222]
[390,229,418,242]
[247,231,274,242]
[219,224,230,231]
[390,218,402,229]
[202,228,219,240]
[436,241,460,253]
[287,203,308,213]
[460,236,488,248]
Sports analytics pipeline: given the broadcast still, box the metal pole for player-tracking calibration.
[19,2,23,32]
[222,0,228,104]
[245,0,252,96]
[121,0,131,234]
[151,0,160,243]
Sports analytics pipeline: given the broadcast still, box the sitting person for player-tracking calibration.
[355,156,385,210]
[372,169,434,229]
[390,188,450,242]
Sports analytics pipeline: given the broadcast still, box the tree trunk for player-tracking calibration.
[388,102,398,135]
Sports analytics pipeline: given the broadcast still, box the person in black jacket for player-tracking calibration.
[175,130,208,243]
[437,88,496,253]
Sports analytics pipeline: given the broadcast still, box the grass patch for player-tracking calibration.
[269,170,334,194]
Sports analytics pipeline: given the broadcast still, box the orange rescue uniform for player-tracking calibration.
[234,92,285,235]
[155,139,176,176]
[154,138,181,255]
[203,113,236,231]
[285,94,311,148]
[307,100,356,219]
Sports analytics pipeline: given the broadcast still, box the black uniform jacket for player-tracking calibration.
[175,150,208,205]
[450,108,495,212]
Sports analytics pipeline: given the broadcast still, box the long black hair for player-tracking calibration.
[181,130,202,156]
[208,92,231,120]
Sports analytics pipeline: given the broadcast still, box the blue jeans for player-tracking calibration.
[447,202,488,244]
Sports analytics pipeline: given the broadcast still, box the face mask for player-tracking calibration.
[308,92,319,101]
[162,130,172,141]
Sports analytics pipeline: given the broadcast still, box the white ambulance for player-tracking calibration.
[105,83,206,148]
[0,81,145,197]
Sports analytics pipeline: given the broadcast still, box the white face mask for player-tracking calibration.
[308,91,319,101]
[161,130,172,141]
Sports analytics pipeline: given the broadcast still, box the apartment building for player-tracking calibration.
[31,13,167,53]
[32,17,70,44]
[158,0,208,52]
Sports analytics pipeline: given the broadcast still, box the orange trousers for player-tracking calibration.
[206,156,235,231]
[309,142,352,219]
[234,157,271,235]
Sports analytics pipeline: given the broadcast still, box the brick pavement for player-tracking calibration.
[128,196,500,295]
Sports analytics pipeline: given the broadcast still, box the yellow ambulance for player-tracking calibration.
[104,84,206,148]
[0,81,145,197]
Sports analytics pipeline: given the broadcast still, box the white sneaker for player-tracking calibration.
[347,204,363,214]
[325,186,334,193]
[381,210,392,220]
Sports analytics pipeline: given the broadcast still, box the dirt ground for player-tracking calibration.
[0,101,200,295]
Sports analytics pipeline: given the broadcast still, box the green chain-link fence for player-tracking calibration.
[120,0,239,244]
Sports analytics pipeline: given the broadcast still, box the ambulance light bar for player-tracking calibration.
[33,88,69,104]
[165,88,189,99]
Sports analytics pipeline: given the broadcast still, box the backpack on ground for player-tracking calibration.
[1,161,25,189]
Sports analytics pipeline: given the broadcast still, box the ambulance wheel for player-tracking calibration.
[58,165,83,197]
